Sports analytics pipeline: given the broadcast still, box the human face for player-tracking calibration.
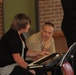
[24,23,30,32]
[41,25,54,41]
[20,23,30,33]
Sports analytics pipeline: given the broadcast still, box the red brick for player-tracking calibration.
[39,0,63,32]
[0,2,3,38]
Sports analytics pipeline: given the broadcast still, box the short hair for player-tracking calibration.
[43,22,54,28]
[11,13,31,31]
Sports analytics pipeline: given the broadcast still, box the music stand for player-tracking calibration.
[59,42,76,66]
[54,42,76,75]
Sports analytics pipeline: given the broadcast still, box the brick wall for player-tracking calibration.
[38,0,63,35]
[0,0,63,38]
[0,1,3,39]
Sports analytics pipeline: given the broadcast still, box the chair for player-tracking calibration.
[61,62,74,75]
[54,42,76,75]
[59,42,76,75]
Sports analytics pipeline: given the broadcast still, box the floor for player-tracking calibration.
[54,36,68,54]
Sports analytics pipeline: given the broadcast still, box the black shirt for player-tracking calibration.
[0,28,28,67]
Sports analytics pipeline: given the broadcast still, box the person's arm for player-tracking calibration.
[12,53,36,74]
[49,38,56,53]
[26,50,50,58]
[12,53,28,69]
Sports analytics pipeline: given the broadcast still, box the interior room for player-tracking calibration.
[0,0,68,75]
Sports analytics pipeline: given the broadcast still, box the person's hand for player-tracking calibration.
[29,70,36,75]
[33,51,50,61]
[39,51,50,56]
